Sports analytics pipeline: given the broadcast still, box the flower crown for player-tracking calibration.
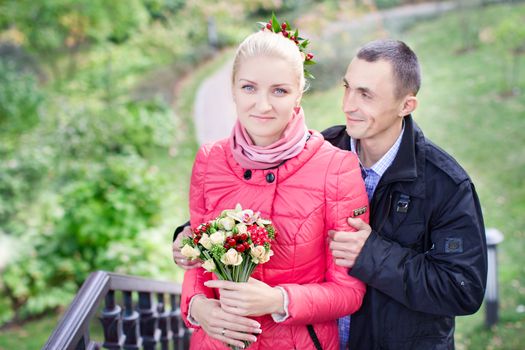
[258,13,316,80]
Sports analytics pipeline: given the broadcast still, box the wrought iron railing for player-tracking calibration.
[43,271,191,350]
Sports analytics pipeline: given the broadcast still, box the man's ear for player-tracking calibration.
[398,95,418,117]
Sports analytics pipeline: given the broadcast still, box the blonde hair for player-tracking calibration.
[232,30,306,92]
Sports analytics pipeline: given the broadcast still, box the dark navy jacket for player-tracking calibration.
[322,116,487,350]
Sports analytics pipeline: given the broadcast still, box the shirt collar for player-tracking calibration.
[350,123,405,177]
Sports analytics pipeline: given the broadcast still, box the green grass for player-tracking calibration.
[303,3,525,349]
[409,5,525,350]
[0,314,59,350]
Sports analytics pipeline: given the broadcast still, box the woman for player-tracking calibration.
[181,21,369,350]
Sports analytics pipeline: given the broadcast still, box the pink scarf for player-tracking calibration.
[230,107,308,170]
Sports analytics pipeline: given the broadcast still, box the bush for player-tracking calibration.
[51,98,175,160]
[1,153,167,321]
[54,154,164,262]
[116,99,176,156]
[0,145,53,235]
[0,60,43,138]
[0,92,176,323]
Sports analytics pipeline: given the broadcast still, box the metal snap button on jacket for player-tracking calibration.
[266,172,275,183]
[243,170,252,180]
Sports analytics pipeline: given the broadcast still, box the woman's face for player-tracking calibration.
[233,55,302,147]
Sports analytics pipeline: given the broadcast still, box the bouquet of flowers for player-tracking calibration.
[180,204,277,349]
[181,203,277,283]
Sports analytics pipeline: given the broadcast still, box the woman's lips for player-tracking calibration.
[250,114,274,121]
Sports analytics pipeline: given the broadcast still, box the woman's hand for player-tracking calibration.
[204,278,285,317]
[190,296,262,348]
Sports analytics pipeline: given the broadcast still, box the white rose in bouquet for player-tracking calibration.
[236,223,248,235]
[181,244,200,260]
[209,230,226,245]
[221,248,243,266]
[202,259,216,272]
[199,233,212,250]
[250,245,273,264]
[219,217,236,231]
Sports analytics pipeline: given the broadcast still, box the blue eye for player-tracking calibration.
[242,85,255,92]
[274,88,287,95]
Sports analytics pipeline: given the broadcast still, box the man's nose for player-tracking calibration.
[342,91,357,113]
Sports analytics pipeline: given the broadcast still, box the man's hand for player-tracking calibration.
[329,217,372,268]
[173,226,201,270]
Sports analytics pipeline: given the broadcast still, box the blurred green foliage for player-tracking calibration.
[0,60,43,139]
[0,0,149,53]
[0,61,46,236]
[0,0,305,327]
[0,97,175,322]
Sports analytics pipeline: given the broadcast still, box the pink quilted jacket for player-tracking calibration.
[181,131,369,350]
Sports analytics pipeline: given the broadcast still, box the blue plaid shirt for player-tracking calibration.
[338,125,404,350]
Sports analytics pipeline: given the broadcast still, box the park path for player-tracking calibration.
[193,60,236,145]
[191,1,458,145]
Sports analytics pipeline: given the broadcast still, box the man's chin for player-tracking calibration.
[345,125,364,140]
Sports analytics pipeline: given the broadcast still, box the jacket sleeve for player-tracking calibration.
[350,179,487,316]
[172,221,190,242]
[278,151,368,325]
[180,145,216,328]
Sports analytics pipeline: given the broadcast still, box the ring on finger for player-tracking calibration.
[221,328,226,336]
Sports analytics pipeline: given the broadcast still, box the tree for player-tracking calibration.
[0,0,150,79]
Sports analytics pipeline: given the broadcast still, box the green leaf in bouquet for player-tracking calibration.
[266,225,276,239]
[210,245,227,261]
[181,236,193,247]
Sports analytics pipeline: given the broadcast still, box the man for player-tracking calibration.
[326,39,487,349]
[173,39,487,349]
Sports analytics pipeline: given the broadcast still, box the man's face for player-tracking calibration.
[342,58,406,143]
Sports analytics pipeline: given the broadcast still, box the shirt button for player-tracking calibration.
[266,172,275,183]
[243,170,252,180]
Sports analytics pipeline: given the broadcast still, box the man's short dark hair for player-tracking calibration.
[357,39,421,98]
